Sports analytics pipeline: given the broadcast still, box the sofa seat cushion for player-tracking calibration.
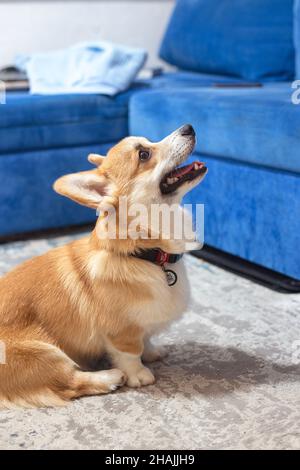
[0,91,131,155]
[0,72,244,155]
[130,83,300,174]
[160,0,295,81]
[183,152,300,280]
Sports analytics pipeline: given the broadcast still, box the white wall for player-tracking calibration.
[0,1,174,68]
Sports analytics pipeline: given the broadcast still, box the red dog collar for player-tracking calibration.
[133,248,183,266]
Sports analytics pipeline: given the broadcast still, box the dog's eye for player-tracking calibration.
[139,149,151,162]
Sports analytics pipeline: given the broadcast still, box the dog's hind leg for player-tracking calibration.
[71,368,125,398]
[0,328,125,408]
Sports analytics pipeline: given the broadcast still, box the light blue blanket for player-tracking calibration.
[16,42,147,95]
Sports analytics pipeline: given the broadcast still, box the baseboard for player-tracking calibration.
[192,245,300,294]
[0,224,94,245]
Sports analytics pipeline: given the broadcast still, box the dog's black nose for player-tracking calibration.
[180,124,195,137]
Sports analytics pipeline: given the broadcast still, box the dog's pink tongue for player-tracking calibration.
[173,163,194,177]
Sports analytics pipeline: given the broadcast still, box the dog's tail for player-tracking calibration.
[0,327,124,408]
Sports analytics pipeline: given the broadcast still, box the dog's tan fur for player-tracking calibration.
[0,127,206,408]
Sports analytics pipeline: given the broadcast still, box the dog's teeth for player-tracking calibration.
[167,177,179,184]
[194,163,200,170]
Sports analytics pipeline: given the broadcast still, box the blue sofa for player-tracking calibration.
[1,0,300,282]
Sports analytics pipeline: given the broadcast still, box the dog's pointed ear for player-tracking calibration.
[88,153,106,167]
[53,170,108,209]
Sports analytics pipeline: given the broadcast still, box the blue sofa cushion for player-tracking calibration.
[0,72,244,155]
[160,0,295,81]
[0,92,130,155]
[294,0,300,78]
[0,143,113,237]
[130,84,300,174]
[183,153,300,280]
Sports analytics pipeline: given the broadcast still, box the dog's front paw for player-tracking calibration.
[142,346,167,363]
[126,366,155,388]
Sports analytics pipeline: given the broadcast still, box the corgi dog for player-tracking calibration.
[0,124,207,408]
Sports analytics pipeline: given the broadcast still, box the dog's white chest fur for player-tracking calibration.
[129,259,190,331]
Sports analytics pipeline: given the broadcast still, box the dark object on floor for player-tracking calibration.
[193,245,300,294]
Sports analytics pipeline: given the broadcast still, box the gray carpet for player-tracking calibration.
[0,232,300,450]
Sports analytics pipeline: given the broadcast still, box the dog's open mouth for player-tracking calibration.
[160,161,207,195]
